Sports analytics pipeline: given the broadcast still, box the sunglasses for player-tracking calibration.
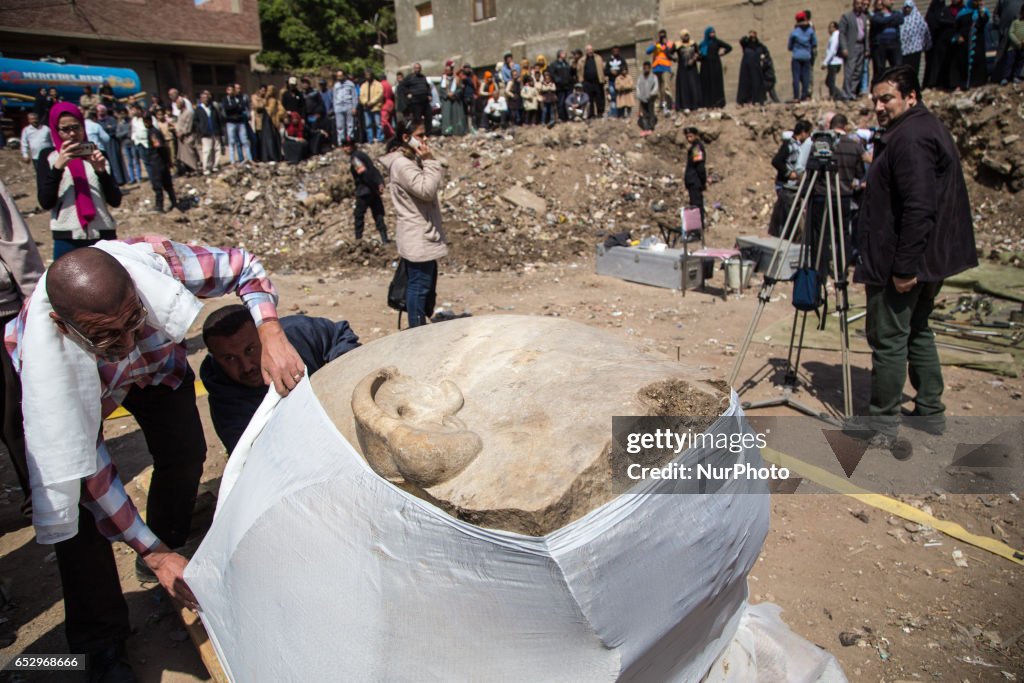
[58,124,83,134]
[63,304,149,352]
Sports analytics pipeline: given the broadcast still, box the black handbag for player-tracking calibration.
[387,259,409,328]
[388,259,438,329]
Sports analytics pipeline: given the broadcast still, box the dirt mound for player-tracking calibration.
[6,84,1022,273]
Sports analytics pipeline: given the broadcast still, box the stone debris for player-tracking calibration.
[7,84,1015,277]
[499,185,547,214]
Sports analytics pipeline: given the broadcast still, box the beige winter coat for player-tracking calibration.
[615,73,636,110]
[381,150,448,263]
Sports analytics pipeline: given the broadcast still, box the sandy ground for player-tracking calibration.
[0,262,1021,682]
[0,107,1023,681]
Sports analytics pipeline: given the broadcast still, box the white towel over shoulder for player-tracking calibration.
[22,239,203,544]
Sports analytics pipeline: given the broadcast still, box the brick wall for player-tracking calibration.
[0,0,260,49]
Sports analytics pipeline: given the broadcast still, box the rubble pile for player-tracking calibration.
[932,88,1024,194]
[25,84,1024,274]
[135,155,393,272]
[435,128,693,272]
[927,87,1024,263]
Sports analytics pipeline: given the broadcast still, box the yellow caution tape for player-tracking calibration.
[105,380,208,420]
[762,446,1024,567]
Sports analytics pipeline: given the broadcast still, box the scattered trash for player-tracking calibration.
[849,509,870,524]
[960,655,998,667]
[838,631,864,646]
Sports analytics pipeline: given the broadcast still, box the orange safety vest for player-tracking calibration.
[651,41,674,71]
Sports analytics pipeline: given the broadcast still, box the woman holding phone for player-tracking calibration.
[38,102,121,259]
[381,119,447,328]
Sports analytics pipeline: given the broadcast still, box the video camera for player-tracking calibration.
[811,131,839,159]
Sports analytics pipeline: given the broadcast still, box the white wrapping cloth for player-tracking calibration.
[187,382,846,682]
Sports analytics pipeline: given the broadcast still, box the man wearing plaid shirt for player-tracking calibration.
[5,236,303,681]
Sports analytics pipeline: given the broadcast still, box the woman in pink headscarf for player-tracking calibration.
[379,73,396,139]
[37,102,122,259]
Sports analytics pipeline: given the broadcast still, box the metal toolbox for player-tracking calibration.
[595,245,704,291]
[734,236,803,280]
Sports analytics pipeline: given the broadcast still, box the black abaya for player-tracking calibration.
[674,44,703,110]
[951,8,989,89]
[926,2,963,88]
[736,37,768,104]
[699,39,732,108]
[259,112,282,162]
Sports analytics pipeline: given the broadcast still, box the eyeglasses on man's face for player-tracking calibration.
[63,304,149,352]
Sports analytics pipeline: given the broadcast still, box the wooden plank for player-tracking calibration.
[134,466,229,682]
[179,604,229,683]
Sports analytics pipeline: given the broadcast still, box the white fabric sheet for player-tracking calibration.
[187,380,845,682]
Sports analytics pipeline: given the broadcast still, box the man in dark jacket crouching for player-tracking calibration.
[854,65,977,440]
[200,305,360,453]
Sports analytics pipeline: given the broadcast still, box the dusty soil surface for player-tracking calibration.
[0,85,1022,682]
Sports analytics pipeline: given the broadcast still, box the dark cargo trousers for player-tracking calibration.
[865,280,945,423]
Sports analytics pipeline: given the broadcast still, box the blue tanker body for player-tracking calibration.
[0,57,141,111]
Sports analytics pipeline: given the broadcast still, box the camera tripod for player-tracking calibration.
[727,154,853,421]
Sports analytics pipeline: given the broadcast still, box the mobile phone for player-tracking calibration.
[407,136,422,150]
[69,142,98,157]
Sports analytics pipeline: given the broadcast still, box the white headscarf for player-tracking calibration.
[901,0,932,56]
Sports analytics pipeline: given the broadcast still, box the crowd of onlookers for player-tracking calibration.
[13,0,1024,215]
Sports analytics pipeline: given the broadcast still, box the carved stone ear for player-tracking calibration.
[351,367,483,488]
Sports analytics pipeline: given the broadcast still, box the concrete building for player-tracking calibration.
[661,0,853,102]
[384,0,659,74]
[384,0,854,103]
[0,0,262,101]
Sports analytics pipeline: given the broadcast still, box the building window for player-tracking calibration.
[195,0,241,11]
[416,3,434,32]
[190,63,237,94]
[473,0,496,22]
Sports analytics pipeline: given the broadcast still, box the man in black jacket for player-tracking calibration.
[302,79,325,125]
[301,77,326,154]
[550,50,573,121]
[854,65,976,439]
[580,45,606,119]
[195,90,223,174]
[281,76,306,117]
[340,137,389,244]
[200,305,360,453]
[222,85,252,164]
[403,63,433,135]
